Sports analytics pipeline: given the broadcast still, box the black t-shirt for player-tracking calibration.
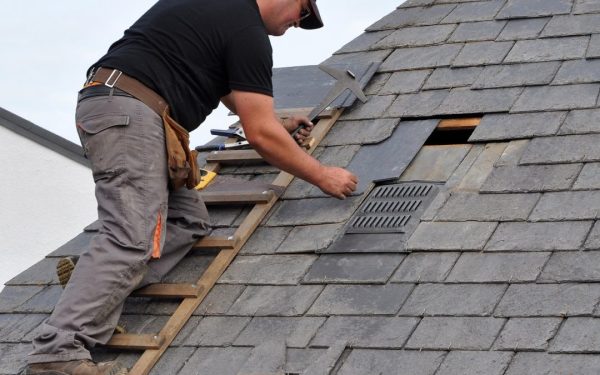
[92,0,273,131]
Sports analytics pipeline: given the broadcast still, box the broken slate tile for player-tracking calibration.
[391,252,460,283]
[449,20,506,42]
[400,283,506,316]
[435,351,513,375]
[379,44,463,71]
[277,224,343,253]
[234,317,325,348]
[550,317,600,353]
[219,255,316,285]
[149,347,196,375]
[435,87,521,115]
[542,14,600,37]
[303,254,405,284]
[485,221,592,251]
[436,192,539,221]
[400,144,471,182]
[194,284,245,316]
[339,349,444,375]
[373,24,456,49]
[286,348,328,375]
[310,316,419,348]
[497,18,550,41]
[452,41,514,67]
[178,347,252,375]
[237,340,286,375]
[227,285,323,316]
[240,226,292,255]
[494,318,562,351]
[338,95,395,121]
[405,317,505,350]
[266,197,362,226]
[472,62,560,90]
[505,36,589,63]
[480,164,581,193]
[367,5,456,31]
[539,251,600,282]
[422,67,482,90]
[494,140,529,167]
[529,191,600,221]
[505,352,600,375]
[442,0,506,23]
[380,70,432,95]
[321,119,400,146]
[497,0,573,19]
[470,111,565,141]
[454,142,508,192]
[495,284,600,317]
[407,221,497,251]
[308,284,413,315]
[302,341,345,375]
[585,221,600,250]
[559,109,600,135]
[512,84,600,112]
[335,30,393,54]
[447,252,550,282]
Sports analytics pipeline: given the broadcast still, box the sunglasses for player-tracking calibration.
[299,6,311,21]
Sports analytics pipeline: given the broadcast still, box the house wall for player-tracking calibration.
[0,126,96,289]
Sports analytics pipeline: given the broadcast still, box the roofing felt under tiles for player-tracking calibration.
[6,0,600,373]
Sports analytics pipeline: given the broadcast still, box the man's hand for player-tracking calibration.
[315,165,359,200]
[282,115,314,145]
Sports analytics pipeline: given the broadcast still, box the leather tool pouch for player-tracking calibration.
[162,108,201,190]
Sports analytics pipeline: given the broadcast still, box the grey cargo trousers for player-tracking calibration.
[28,92,211,364]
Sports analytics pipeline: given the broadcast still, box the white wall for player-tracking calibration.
[0,126,97,290]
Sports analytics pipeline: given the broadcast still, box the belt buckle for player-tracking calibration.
[105,69,123,88]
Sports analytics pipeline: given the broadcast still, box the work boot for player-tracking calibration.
[23,359,128,375]
[55,257,127,335]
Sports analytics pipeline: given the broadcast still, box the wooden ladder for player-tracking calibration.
[103,109,343,375]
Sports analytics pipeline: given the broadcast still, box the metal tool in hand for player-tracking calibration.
[195,127,250,152]
[291,65,369,138]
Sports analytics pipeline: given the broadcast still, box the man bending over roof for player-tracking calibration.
[23,0,357,373]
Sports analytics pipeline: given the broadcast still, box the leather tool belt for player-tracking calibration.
[87,67,201,190]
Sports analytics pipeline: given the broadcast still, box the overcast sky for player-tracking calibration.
[0,0,400,147]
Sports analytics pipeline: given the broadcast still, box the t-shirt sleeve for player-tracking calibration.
[226,25,273,96]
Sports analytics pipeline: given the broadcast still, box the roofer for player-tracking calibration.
[23,0,358,373]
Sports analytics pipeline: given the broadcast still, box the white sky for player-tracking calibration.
[0,0,400,147]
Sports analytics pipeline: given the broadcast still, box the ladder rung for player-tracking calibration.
[206,149,263,164]
[194,236,238,249]
[201,190,275,205]
[132,283,202,298]
[106,334,164,350]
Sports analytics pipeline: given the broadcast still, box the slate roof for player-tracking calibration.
[3,0,600,374]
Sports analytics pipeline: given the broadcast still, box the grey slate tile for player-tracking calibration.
[521,134,600,164]
[559,109,600,135]
[405,317,505,350]
[373,24,457,49]
[5,258,59,286]
[539,251,600,282]
[322,50,392,70]
[234,317,325,348]
[400,283,507,316]
[380,70,432,94]
[505,352,600,375]
[266,197,362,226]
[497,0,573,19]
[435,87,522,115]
[449,20,506,42]
[529,191,600,221]
[453,142,508,192]
[219,255,316,285]
[452,41,514,67]
[391,252,460,283]
[339,95,395,121]
[554,59,600,85]
[16,285,62,313]
[0,343,30,374]
[587,34,600,58]
[447,252,550,282]
[496,18,550,41]
[485,221,592,251]
[379,44,463,72]
[48,230,93,257]
[335,30,394,54]
[574,0,600,14]
[162,254,214,284]
[435,351,513,375]
[308,284,413,315]
[511,84,600,112]
[385,90,449,117]
[436,192,539,221]
[472,62,560,89]
[470,111,565,141]
[442,0,506,23]
[347,120,439,193]
[422,67,482,90]
[363,72,391,96]
[0,314,46,343]
[240,226,292,255]
[407,221,497,251]
[149,347,195,375]
[585,221,600,249]
[237,340,286,375]
[194,284,245,316]
[277,224,343,253]
[495,284,600,317]
[338,349,445,375]
[178,347,252,375]
[494,318,562,351]
[480,164,581,193]
[400,144,472,182]
[505,37,589,63]
[227,285,323,316]
[542,14,600,37]
[301,342,345,375]
[321,119,400,146]
[366,5,456,31]
[302,254,404,284]
[550,317,600,353]
[310,317,419,348]
[208,206,244,228]
[494,140,529,167]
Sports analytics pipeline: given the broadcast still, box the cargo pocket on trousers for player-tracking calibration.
[76,114,130,182]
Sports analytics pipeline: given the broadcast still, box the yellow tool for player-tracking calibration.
[194,169,217,190]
